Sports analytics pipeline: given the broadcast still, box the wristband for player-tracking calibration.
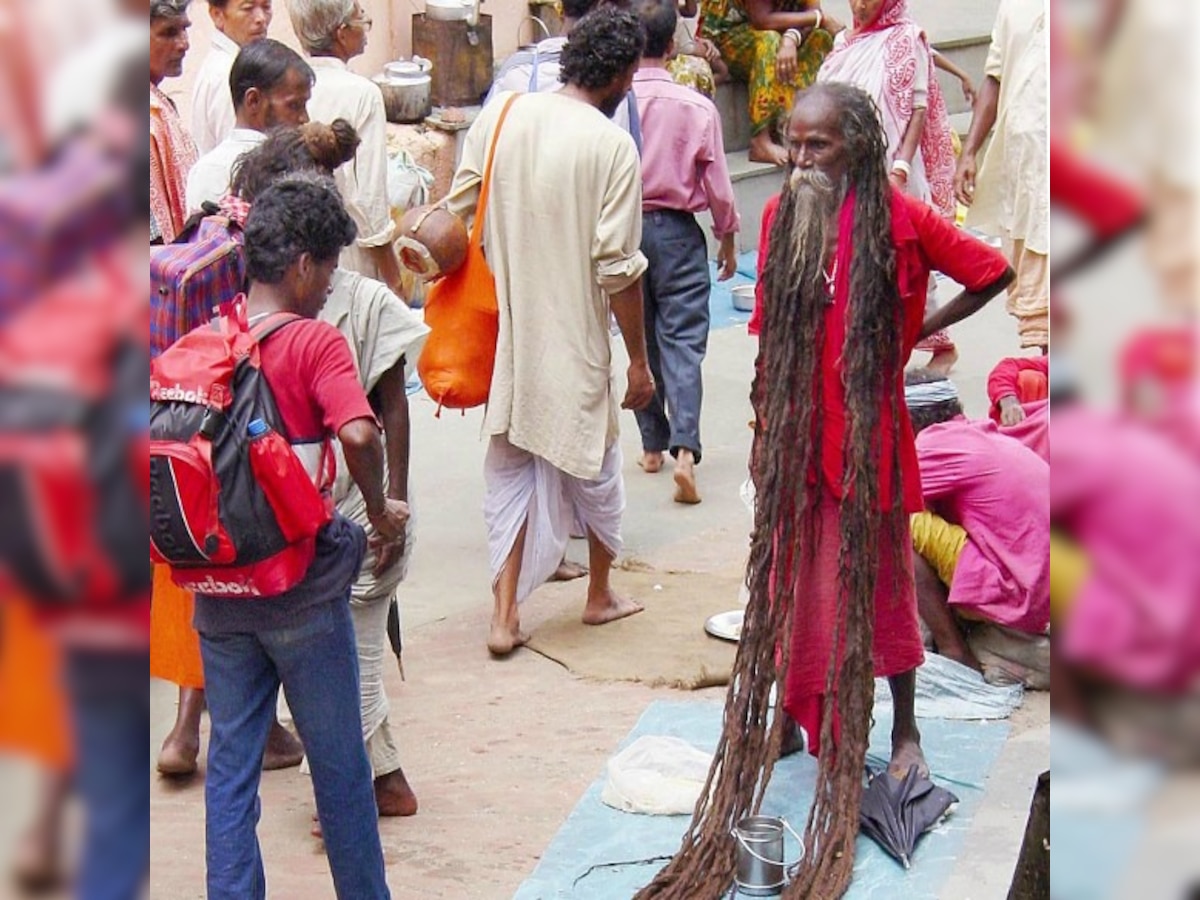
[782,28,802,46]
[813,8,822,30]
[891,158,912,179]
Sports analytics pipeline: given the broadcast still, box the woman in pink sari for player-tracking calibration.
[818,0,959,371]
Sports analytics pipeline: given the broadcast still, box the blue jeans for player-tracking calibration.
[67,649,150,900]
[635,209,711,461]
[199,598,390,900]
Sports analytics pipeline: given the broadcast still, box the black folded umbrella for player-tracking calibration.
[859,767,959,869]
[387,597,405,680]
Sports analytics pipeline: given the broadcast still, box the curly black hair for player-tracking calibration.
[559,6,645,90]
[243,173,357,284]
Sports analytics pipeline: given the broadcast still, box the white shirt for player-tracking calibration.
[966,0,1048,253]
[190,30,240,155]
[185,128,265,213]
[306,56,396,278]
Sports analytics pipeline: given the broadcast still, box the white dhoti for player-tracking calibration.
[483,434,624,604]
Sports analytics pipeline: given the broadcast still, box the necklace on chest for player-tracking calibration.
[822,256,838,303]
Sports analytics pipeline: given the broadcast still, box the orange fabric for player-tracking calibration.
[0,601,73,769]
[1016,369,1049,404]
[149,564,205,689]
[418,95,518,411]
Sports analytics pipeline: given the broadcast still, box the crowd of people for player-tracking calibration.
[134,0,1050,896]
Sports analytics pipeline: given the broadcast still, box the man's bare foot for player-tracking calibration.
[487,618,529,657]
[888,732,929,780]
[11,829,63,893]
[749,132,789,166]
[926,347,959,376]
[673,451,701,504]
[551,560,589,581]
[638,451,665,473]
[582,587,644,625]
[375,767,419,817]
[263,721,304,771]
[157,728,200,776]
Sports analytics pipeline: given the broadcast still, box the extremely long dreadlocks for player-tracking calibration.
[635,82,908,900]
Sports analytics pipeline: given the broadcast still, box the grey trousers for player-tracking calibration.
[634,209,711,462]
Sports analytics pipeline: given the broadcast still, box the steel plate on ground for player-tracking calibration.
[704,609,744,643]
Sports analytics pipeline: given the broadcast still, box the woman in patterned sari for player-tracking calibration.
[818,0,960,371]
[698,0,842,164]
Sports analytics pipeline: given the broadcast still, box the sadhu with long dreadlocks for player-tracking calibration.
[637,82,1014,899]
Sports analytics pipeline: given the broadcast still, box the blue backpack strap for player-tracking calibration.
[528,43,541,92]
[626,92,643,156]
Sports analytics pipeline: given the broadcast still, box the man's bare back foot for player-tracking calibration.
[487,617,530,657]
[375,767,419,817]
[749,132,790,167]
[156,727,200,776]
[11,826,63,893]
[582,587,644,625]
[551,560,589,581]
[638,451,664,473]
[888,731,929,781]
[673,451,701,504]
[263,720,304,770]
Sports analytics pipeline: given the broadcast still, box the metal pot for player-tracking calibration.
[374,57,433,124]
[425,0,472,21]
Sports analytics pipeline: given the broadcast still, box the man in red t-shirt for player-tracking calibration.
[751,83,1013,772]
[193,175,405,900]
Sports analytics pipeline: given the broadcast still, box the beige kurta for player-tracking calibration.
[307,56,397,279]
[966,0,1049,255]
[447,92,648,481]
[320,268,428,595]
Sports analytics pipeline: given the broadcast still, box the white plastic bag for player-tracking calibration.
[600,735,713,816]
[386,149,434,219]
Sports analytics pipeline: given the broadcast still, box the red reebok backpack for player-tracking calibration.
[149,299,334,598]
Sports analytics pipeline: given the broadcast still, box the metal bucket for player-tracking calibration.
[732,816,803,897]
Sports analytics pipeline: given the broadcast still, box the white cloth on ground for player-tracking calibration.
[483,434,624,605]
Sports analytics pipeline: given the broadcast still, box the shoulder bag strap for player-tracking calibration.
[471,93,520,246]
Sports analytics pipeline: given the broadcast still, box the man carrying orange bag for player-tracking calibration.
[444,7,657,657]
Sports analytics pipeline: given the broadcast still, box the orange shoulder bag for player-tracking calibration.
[417,94,518,411]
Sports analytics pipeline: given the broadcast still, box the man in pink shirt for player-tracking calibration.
[905,370,1050,673]
[632,0,739,504]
